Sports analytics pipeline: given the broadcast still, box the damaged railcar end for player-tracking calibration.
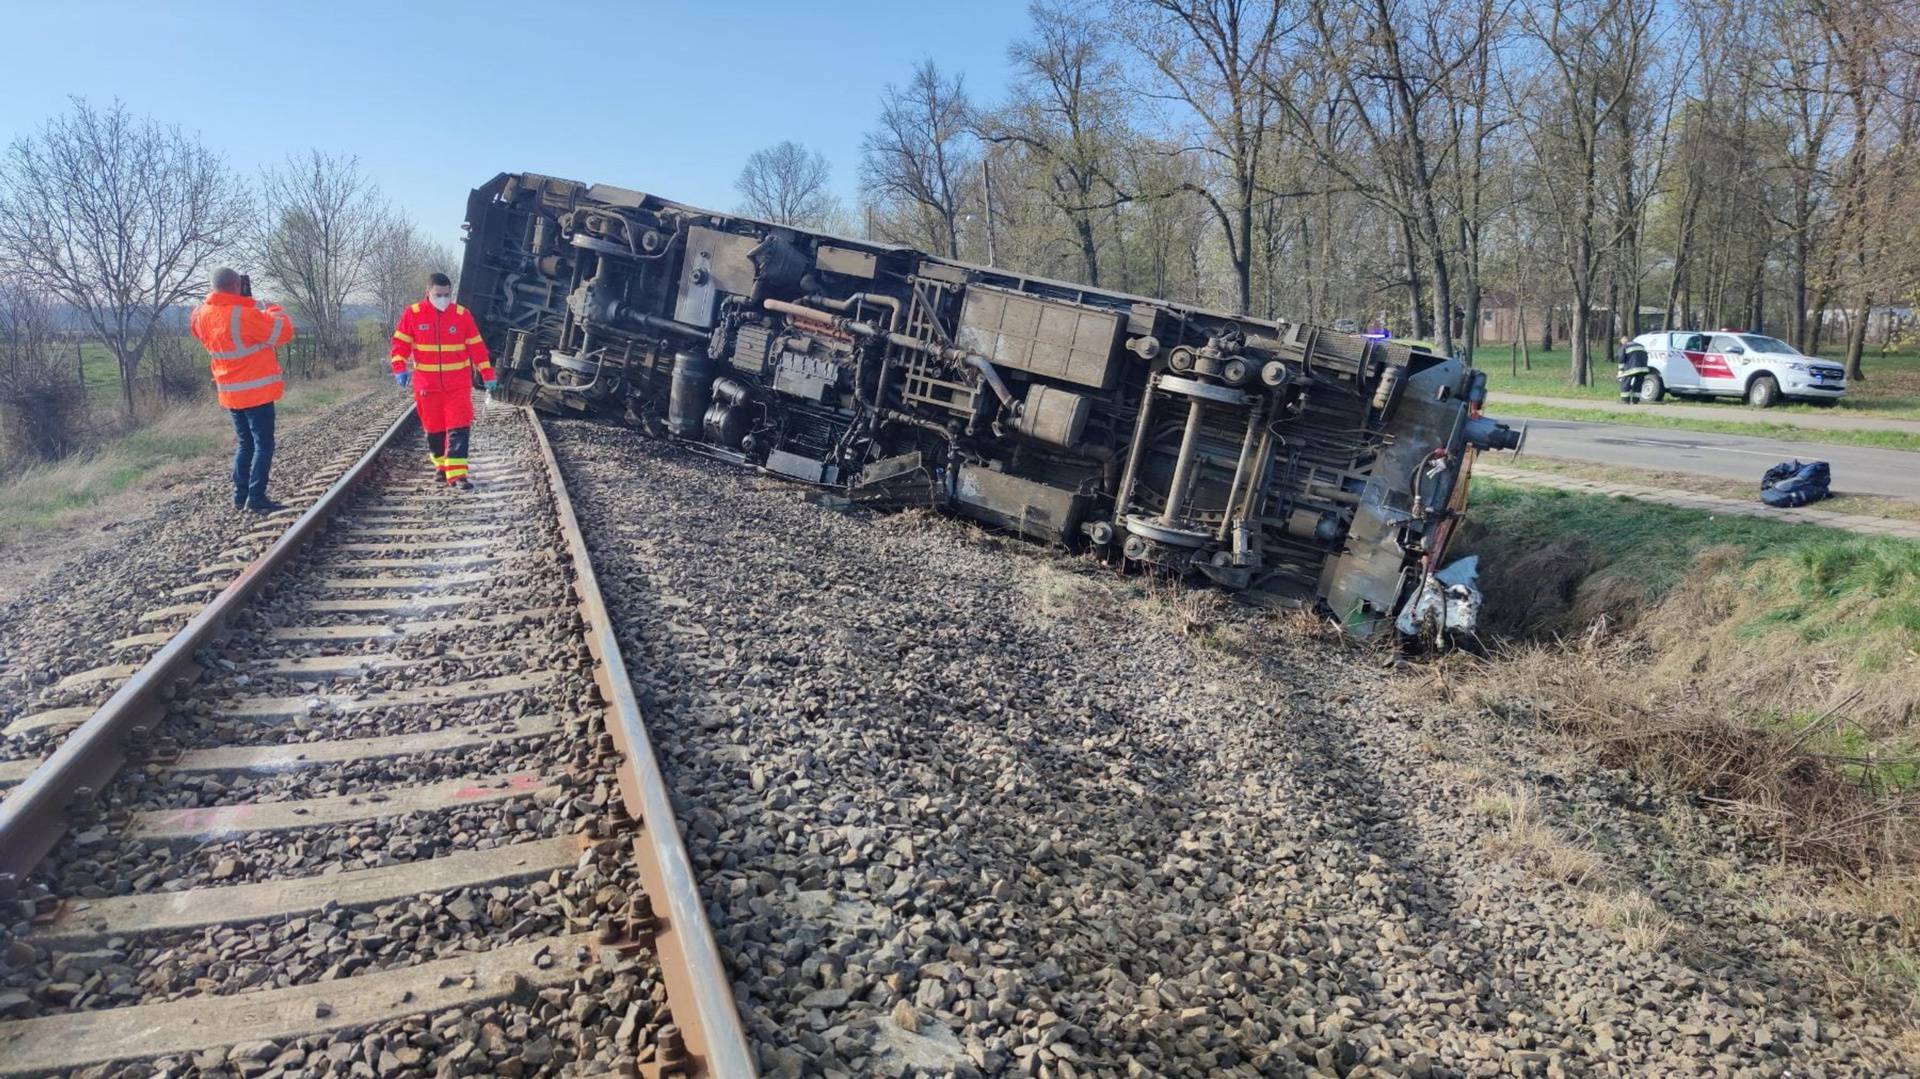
[460,172,1521,637]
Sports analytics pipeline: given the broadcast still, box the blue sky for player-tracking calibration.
[1,0,1031,247]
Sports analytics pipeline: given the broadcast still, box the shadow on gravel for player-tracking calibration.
[550,416,1910,1075]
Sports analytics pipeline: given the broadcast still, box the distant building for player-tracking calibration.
[1816,305,1913,346]
[1476,294,1666,345]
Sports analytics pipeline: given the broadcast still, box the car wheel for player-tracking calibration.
[1640,372,1664,403]
[1746,374,1779,408]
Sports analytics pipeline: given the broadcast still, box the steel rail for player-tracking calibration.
[528,410,757,1078]
[0,405,417,887]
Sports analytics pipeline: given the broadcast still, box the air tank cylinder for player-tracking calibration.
[702,378,752,448]
[668,350,713,438]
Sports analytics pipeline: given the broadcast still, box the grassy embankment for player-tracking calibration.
[0,369,376,546]
[1450,478,1920,1008]
[1455,478,1920,847]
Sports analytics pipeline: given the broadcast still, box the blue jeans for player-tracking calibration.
[230,402,275,506]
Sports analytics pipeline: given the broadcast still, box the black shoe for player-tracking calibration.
[454,477,473,491]
[246,497,289,514]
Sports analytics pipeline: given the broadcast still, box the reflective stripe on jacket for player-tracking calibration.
[390,300,492,393]
[190,292,295,409]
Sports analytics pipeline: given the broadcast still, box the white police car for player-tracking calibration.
[1628,330,1847,407]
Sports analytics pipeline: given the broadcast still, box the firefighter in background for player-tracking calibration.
[190,267,296,514]
[390,273,494,489]
[1616,335,1652,403]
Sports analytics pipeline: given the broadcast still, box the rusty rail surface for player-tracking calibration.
[529,410,757,1078]
[0,405,418,886]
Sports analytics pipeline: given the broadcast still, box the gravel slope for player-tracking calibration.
[552,415,1912,1079]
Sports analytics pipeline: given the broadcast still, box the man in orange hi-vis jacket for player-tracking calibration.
[190,267,296,514]
[390,272,494,490]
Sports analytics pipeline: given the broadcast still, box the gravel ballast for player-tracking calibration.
[551,415,1913,1078]
[1,408,682,1076]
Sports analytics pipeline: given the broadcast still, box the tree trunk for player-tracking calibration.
[1399,219,1425,339]
[1073,214,1100,288]
[1428,245,1454,355]
[1571,303,1592,387]
[1234,192,1253,315]
[1846,296,1871,381]
[1518,308,1533,370]
[118,353,135,418]
[1789,231,1811,351]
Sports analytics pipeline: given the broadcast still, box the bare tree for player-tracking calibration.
[862,60,977,257]
[0,98,247,417]
[251,151,389,374]
[1120,0,1292,315]
[736,141,838,228]
[1512,0,1657,386]
[1809,0,1918,380]
[367,217,455,330]
[1279,0,1513,354]
[980,2,1132,286]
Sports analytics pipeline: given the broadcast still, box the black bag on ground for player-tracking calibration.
[1760,459,1832,507]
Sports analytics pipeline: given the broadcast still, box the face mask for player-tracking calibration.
[430,294,452,312]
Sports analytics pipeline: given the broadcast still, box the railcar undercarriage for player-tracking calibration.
[460,172,1520,636]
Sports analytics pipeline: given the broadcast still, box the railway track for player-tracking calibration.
[0,406,753,1077]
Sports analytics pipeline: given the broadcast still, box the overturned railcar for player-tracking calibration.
[460,172,1520,635]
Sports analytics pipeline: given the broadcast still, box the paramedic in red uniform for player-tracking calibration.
[390,273,494,489]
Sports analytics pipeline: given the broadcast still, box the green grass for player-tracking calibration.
[1493,401,1920,452]
[1476,344,1920,420]
[1467,479,1886,599]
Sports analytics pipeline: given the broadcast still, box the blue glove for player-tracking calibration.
[483,379,498,392]
[394,370,410,388]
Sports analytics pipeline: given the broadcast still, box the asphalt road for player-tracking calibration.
[1512,417,1920,500]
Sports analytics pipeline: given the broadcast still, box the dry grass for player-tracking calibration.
[1463,638,1920,868]
[1583,890,1675,952]
[1475,785,1606,887]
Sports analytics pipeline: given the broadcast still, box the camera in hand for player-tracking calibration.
[238,274,252,298]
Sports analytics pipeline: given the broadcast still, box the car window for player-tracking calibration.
[1739,334,1800,355]
[1711,334,1745,352]
[1682,334,1708,351]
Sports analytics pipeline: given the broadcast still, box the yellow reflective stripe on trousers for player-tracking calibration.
[414,361,471,372]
